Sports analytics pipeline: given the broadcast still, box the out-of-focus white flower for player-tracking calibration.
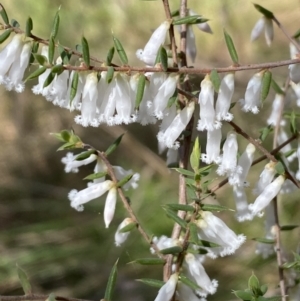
[253,162,276,195]
[154,273,178,301]
[296,140,300,180]
[289,43,300,84]
[136,21,171,66]
[65,70,85,111]
[184,253,218,298]
[233,185,253,222]
[61,152,98,173]
[197,76,220,131]
[150,235,180,254]
[277,127,297,162]
[176,281,204,301]
[290,81,300,107]
[104,186,117,228]
[189,9,213,34]
[68,180,114,212]
[157,102,195,149]
[114,218,134,246]
[186,26,197,63]
[202,128,222,164]
[240,72,263,114]
[112,166,140,190]
[166,148,179,166]
[249,175,285,217]
[267,93,284,125]
[215,73,235,122]
[251,16,273,46]
[195,211,246,258]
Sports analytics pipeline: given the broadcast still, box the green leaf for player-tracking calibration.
[223,29,239,64]
[163,208,187,229]
[25,17,33,37]
[135,74,146,109]
[105,133,125,156]
[179,275,201,290]
[113,36,128,65]
[172,15,209,25]
[75,149,96,161]
[129,258,165,265]
[167,89,177,108]
[260,284,268,295]
[290,110,297,134]
[210,69,221,92]
[106,66,115,84]
[158,46,168,71]
[81,36,90,68]
[58,44,71,64]
[0,4,9,24]
[293,28,300,39]
[118,222,137,233]
[16,264,32,294]
[104,259,118,301]
[48,36,55,64]
[261,71,272,102]
[259,125,273,142]
[280,225,299,231]
[281,261,298,269]
[171,9,180,17]
[252,237,275,244]
[201,203,234,212]
[136,278,164,288]
[11,19,20,27]
[271,79,284,95]
[106,46,115,66]
[194,239,220,248]
[166,203,194,212]
[198,164,213,176]
[232,290,253,300]
[34,54,48,66]
[51,8,60,39]
[275,162,285,175]
[70,72,79,103]
[253,3,274,19]
[190,137,200,173]
[248,273,260,295]
[51,64,64,74]
[189,223,199,244]
[0,29,11,44]
[43,72,55,88]
[117,174,133,188]
[46,293,56,301]
[160,246,183,255]
[83,171,108,181]
[25,66,47,82]
[172,168,194,177]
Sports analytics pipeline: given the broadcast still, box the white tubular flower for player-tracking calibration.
[112,166,140,190]
[0,34,24,88]
[176,282,203,301]
[152,74,178,119]
[93,158,107,184]
[240,72,263,114]
[249,175,285,217]
[136,21,171,66]
[201,127,222,164]
[196,211,246,258]
[61,152,98,173]
[217,131,239,176]
[296,140,300,180]
[290,81,300,107]
[96,71,108,113]
[166,148,179,166]
[267,93,284,125]
[157,102,195,149]
[197,76,220,131]
[50,68,70,107]
[215,73,235,122]
[251,16,273,46]
[233,143,256,187]
[233,185,253,222]
[184,253,218,297]
[104,186,117,228]
[154,273,178,301]
[65,71,85,111]
[150,235,179,254]
[289,43,300,84]
[253,162,276,195]
[186,25,197,63]
[277,127,297,162]
[68,180,114,212]
[6,41,32,92]
[148,72,167,98]
[115,218,134,247]
[255,204,275,258]
[99,79,117,125]
[75,72,99,127]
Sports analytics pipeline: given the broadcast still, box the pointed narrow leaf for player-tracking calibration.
[75,150,96,161]
[232,290,253,300]
[201,204,234,212]
[196,239,220,248]
[260,284,268,295]
[261,71,272,102]
[136,278,164,288]
[11,19,20,27]
[130,258,165,265]
[48,36,55,64]
[43,72,55,88]
[167,89,177,108]
[51,9,60,39]
[259,125,273,142]
[25,66,47,82]
[117,174,133,188]
[280,225,299,231]
[70,71,79,103]
[252,237,275,244]
[0,4,9,24]
[253,4,274,19]
[16,264,32,294]
[106,46,115,66]
[34,54,48,66]
[60,130,71,142]
[281,261,298,269]
[179,275,201,290]
[118,222,137,233]
[223,30,239,64]
[248,273,260,293]
[293,29,300,39]
[290,110,296,134]
[166,203,194,212]
[172,168,194,177]
[30,42,39,64]
[58,44,71,64]
[159,46,168,71]
[105,133,125,156]
[164,208,187,229]
[198,164,213,176]
[190,137,200,173]
[81,36,90,68]
[171,9,180,17]
[275,162,285,175]
[0,29,11,44]
[113,36,128,65]
[51,64,64,74]
[210,69,221,92]
[106,66,114,84]
[271,79,284,95]
[83,171,107,181]
[189,223,199,244]
[160,246,183,255]
[104,259,118,301]
[172,16,209,26]
[135,74,146,109]
[25,17,33,37]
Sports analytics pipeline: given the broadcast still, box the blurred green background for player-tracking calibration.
[0,0,299,300]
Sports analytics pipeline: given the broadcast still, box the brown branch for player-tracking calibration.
[0,295,91,301]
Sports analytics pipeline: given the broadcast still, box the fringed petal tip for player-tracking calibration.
[236,212,254,222]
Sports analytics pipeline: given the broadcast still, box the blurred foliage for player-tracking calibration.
[0,0,300,301]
